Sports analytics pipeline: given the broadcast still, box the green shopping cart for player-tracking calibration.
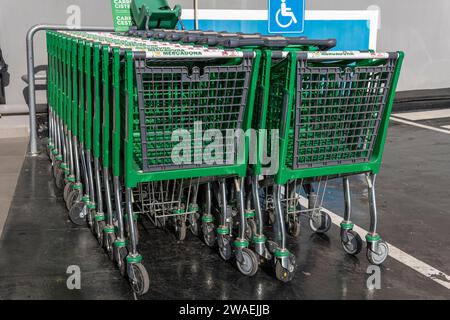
[254,50,404,281]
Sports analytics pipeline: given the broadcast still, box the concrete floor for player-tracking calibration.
[0,116,449,300]
[0,137,28,237]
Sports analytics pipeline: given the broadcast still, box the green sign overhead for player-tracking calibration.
[110,0,134,32]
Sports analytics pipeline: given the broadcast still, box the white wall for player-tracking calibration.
[0,0,448,107]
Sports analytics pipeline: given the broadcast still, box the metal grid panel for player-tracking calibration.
[134,58,253,172]
[265,61,288,159]
[292,58,396,169]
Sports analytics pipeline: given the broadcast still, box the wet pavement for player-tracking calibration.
[0,118,449,300]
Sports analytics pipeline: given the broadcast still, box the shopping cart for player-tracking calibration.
[254,50,404,281]
[128,29,339,272]
[122,37,262,283]
[53,30,265,293]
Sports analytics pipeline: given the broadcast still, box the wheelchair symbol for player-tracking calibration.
[276,0,298,28]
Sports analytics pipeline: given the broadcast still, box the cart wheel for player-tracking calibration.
[104,232,116,261]
[203,222,216,247]
[94,220,106,246]
[275,260,294,283]
[236,248,259,277]
[190,218,200,237]
[309,211,332,234]
[52,160,61,178]
[63,182,73,203]
[55,168,65,189]
[245,219,257,241]
[175,219,187,241]
[67,188,82,210]
[129,263,150,296]
[114,246,128,277]
[341,230,363,255]
[367,241,389,265]
[218,238,232,261]
[288,216,301,237]
[189,212,200,236]
[68,202,87,226]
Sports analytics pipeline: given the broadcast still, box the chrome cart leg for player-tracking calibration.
[188,183,200,236]
[274,184,286,251]
[286,181,301,237]
[307,179,332,234]
[68,143,89,226]
[52,116,63,179]
[92,158,105,245]
[85,149,96,228]
[113,176,127,276]
[54,124,69,189]
[243,177,257,242]
[273,183,295,282]
[201,182,216,247]
[217,179,232,261]
[66,136,82,210]
[251,175,271,260]
[125,187,149,296]
[63,131,76,203]
[234,178,259,276]
[67,131,75,178]
[365,174,389,265]
[340,177,363,255]
[100,167,114,260]
[173,179,187,241]
[47,109,55,159]
[126,188,138,255]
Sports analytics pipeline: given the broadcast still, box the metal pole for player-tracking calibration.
[194,0,199,30]
[26,24,114,156]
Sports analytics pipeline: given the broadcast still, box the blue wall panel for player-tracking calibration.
[183,19,370,51]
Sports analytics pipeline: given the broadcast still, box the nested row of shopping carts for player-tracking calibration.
[45,28,403,295]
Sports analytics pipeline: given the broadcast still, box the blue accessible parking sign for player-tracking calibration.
[268,0,305,33]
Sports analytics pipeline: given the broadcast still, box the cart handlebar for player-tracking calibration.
[301,51,394,60]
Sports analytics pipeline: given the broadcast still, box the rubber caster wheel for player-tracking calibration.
[341,230,363,255]
[55,168,65,189]
[175,219,187,241]
[66,188,82,210]
[52,160,61,179]
[218,238,232,261]
[245,219,257,241]
[236,248,259,277]
[63,182,73,203]
[94,220,106,246]
[104,232,116,261]
[189,215,200,237]
[309,211,332,234]
[203,222,216,247]
[129,263,150,296]
[68,202,87,226]
[275,260,294,283]
[288,216,301,237]
[367,241,389,265]
[114,246,128,277]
